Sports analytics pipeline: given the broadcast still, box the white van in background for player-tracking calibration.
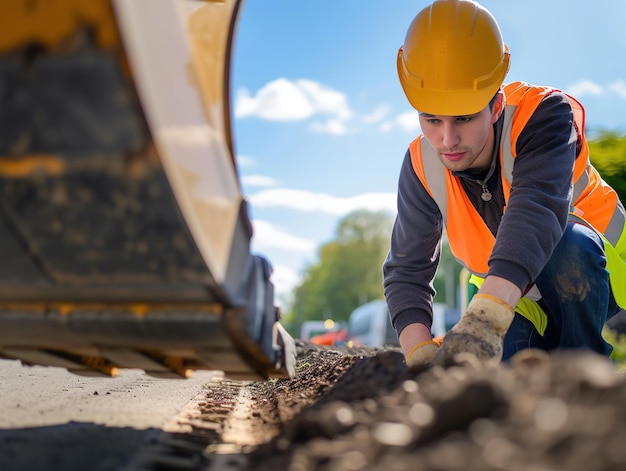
[345,300,448,348]
[345,300,397,348]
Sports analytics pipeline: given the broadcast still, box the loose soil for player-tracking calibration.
[4,340,626,470]
[216,339,626,471]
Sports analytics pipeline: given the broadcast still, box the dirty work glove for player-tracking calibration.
[405,339,439,369]
[432,294,515,367]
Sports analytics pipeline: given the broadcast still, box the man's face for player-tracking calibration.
[418,101,500,172]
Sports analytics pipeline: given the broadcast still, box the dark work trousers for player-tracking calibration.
[503,221,621,360]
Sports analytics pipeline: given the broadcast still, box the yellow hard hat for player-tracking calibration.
[397,0,510,115]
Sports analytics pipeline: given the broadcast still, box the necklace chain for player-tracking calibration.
[472,154,497,203]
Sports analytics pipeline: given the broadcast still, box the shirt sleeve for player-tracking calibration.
[487,91,576,290]
[383,147,443,335]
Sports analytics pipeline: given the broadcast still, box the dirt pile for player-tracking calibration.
[243,340,626,471]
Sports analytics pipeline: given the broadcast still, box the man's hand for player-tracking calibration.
[432,294,514,367]
[405,339,439,369]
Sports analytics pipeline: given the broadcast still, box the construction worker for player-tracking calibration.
[383,0,626,368]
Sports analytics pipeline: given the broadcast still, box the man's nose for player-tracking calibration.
[442,123,460,148]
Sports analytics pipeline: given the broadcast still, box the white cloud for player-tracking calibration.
[235,79,315,120]
[249,189,396,216]
[395,111,422,133]
[379,121,393,133]
[310,118,348,135]
[362,105,390,124]
[242,175,277,187]
[249,220,315,310]
[297,79,352,121]
[378,110,421,134]
[234,78,427,136]
[237,154,256,168]
[234,78,353,135]
[251,220,316,252]
[268,263,301,306]
[608,80,626,99]
[566,80,604,97]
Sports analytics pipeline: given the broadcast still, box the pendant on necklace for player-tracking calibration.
[481,185,492,202]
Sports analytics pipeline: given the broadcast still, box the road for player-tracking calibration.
[0,359,221,470]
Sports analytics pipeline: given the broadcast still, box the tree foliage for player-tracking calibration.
[287,210,393,328]
[588,131,626,201]
[282,209,465,336]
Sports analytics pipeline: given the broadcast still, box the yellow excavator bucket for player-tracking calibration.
[0,0,296,380]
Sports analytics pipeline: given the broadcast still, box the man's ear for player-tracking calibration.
[492,90,505,123]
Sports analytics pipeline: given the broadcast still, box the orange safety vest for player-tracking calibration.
[409,81,626,278]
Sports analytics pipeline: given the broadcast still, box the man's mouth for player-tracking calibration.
[442,152,465,162]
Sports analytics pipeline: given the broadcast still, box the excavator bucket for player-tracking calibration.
[0,0,296,380]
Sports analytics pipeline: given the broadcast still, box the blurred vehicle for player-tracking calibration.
[309,324,347,346]
[300,321,331,341]
[301,320,346,346]
[345,300,448,348]
[345,300,398,348]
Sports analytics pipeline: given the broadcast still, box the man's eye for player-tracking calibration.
[456,117,471,123]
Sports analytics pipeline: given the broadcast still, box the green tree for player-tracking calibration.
[283,209,464,337]
[588,131,626,201]
[286,210,393,331]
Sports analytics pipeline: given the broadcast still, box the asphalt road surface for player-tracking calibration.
[0,359,220,470]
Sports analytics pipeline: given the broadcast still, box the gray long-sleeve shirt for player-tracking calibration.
[383,90,577,335]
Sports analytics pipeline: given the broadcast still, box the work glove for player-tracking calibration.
[431,293,515,367]
[405,339,439,369]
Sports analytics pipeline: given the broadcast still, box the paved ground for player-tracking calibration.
[0,359,220,470]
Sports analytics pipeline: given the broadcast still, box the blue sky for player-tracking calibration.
[229,0,626,309]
